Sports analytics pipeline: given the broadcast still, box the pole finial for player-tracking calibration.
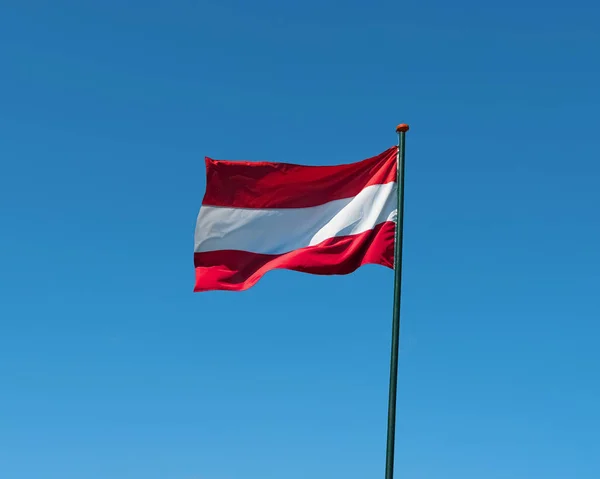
[396,123,410,133]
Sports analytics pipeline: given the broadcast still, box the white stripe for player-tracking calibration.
[195,182,397,255]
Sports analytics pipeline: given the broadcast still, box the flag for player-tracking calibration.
[193,146,398,292]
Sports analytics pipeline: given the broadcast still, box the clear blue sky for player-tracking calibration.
[1,1,599,478]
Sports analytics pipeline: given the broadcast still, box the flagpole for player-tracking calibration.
[385,123,409,479]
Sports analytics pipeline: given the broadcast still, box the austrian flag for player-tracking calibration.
[193,147,398,292]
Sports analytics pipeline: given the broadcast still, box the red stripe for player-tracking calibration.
[193,221,394,292]
[202,146,397,209]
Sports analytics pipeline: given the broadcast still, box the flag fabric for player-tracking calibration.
[193,146,398,292]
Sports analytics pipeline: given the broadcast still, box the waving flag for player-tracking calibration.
[193,146,398,292]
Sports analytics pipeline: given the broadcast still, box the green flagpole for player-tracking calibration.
[385,123,409,479]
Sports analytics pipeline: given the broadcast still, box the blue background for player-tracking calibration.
[1,1,599,478]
